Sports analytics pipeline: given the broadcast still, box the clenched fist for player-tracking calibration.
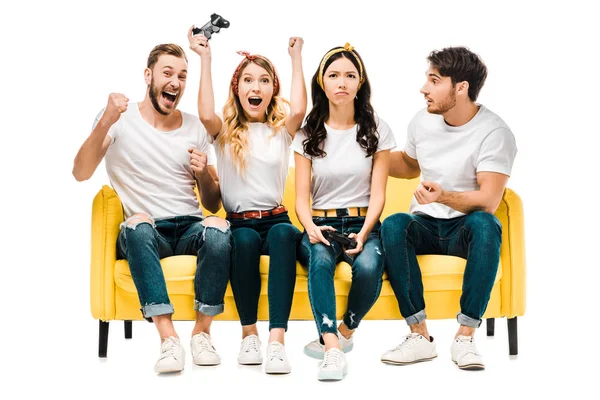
[288,37,304,58]
[188,148,208,178]
[102,93,129,126]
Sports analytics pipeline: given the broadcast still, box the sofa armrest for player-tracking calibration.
[495,188,526,318]
[90,185,123,321]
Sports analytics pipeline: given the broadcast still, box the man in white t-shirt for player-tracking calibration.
[73,44,231,373]
[380,47,517,370]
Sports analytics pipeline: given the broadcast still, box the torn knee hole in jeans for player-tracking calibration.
[122,213,155,230]
[202,216,230,234]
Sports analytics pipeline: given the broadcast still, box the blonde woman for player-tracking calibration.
[188,28,306,374]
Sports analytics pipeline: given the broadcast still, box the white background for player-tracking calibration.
[1,0,598,398]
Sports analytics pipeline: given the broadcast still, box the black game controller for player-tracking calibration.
[192,13,230,40]
[322,231,357,250]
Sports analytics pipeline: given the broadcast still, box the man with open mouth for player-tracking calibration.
[73,43,232,374]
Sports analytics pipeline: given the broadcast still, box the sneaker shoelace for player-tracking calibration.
[321,350,341,370]
[243,335,260,353]
[456,336,480,355]
[195,334,215,353]
[394,333,423,350]
[268,343,284,361]
[159,338,179,360]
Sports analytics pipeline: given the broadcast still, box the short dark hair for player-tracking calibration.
[147,44,187,70]
[427,47,487,102]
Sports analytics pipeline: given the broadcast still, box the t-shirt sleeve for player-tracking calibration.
[92,108,118,145]
[476,128,517,176]
[404,115,417,159]
[291,129,310,159]
[375,118,397,152]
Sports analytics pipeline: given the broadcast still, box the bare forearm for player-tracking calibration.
[196,172,222,213]
[296,196,315,231]
[198,56,219,131]
[438,190,499,214]
[389,151,420,179]
[360,191,385,237]
[72,120,111,181]
[288,55,307,125]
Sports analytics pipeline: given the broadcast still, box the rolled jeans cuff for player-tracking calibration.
[141,303,174,319]
[405,309,427,326]
[194,300,224,316]
[457,312,482,328]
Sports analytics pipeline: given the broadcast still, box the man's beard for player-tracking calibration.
[149,78,172,116]
[429,89,456,115]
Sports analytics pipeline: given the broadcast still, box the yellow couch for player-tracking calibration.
[90,169,526,357]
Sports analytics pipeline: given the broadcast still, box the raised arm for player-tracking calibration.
[188,27,222,138]
[285,37,307,137]
[72,93,128,181]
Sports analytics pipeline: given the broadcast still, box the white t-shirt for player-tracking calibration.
[405,105,517,219]
[211,123,292,213]
[95,103,216,219]
[292,118,396,209]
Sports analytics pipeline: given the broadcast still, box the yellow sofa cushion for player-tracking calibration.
[114,254,501,297]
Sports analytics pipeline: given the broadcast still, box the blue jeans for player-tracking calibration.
[380,211,502,328]
[297,216,384,336]
[117,215,232,319]
[229,212,301,331]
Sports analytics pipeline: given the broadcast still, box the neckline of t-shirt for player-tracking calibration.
[441,104,485,132]
[324,122,357,134]
[134,102,185,134]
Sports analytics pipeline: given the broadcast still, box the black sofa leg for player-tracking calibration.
[124,320,132,339]
[99,320,109,358]
[486,318,495,336]
[508,317,518,355]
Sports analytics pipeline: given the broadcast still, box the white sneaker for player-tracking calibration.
[451,335,485,370]
[264,341,291,374]
[381,333,437,365]
[154,336,185,373]
[318,348,348,381]
[304,335,354,360]
[190,332,221,366]
[238,334,263,365]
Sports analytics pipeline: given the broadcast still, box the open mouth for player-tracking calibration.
[248,96,263,107]
[162,90,178,105]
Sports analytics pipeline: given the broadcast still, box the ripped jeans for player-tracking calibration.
[117,214,232,319]
[297,216,384,337]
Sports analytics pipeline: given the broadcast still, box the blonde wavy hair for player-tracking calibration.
[218,57,289,175]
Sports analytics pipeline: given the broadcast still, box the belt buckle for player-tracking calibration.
[336,208,349,217]
[258,210,263,219]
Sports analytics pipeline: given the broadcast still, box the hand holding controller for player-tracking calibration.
[192,13,230,40]
[322,230,357,250]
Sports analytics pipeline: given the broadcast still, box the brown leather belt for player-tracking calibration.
[227,205,287,220]
[311,207,368,218]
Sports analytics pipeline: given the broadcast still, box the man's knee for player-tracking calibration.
[465,211,502,236]
[123,213,154,230]
[202,216,230,232]
[381,213,414,246]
